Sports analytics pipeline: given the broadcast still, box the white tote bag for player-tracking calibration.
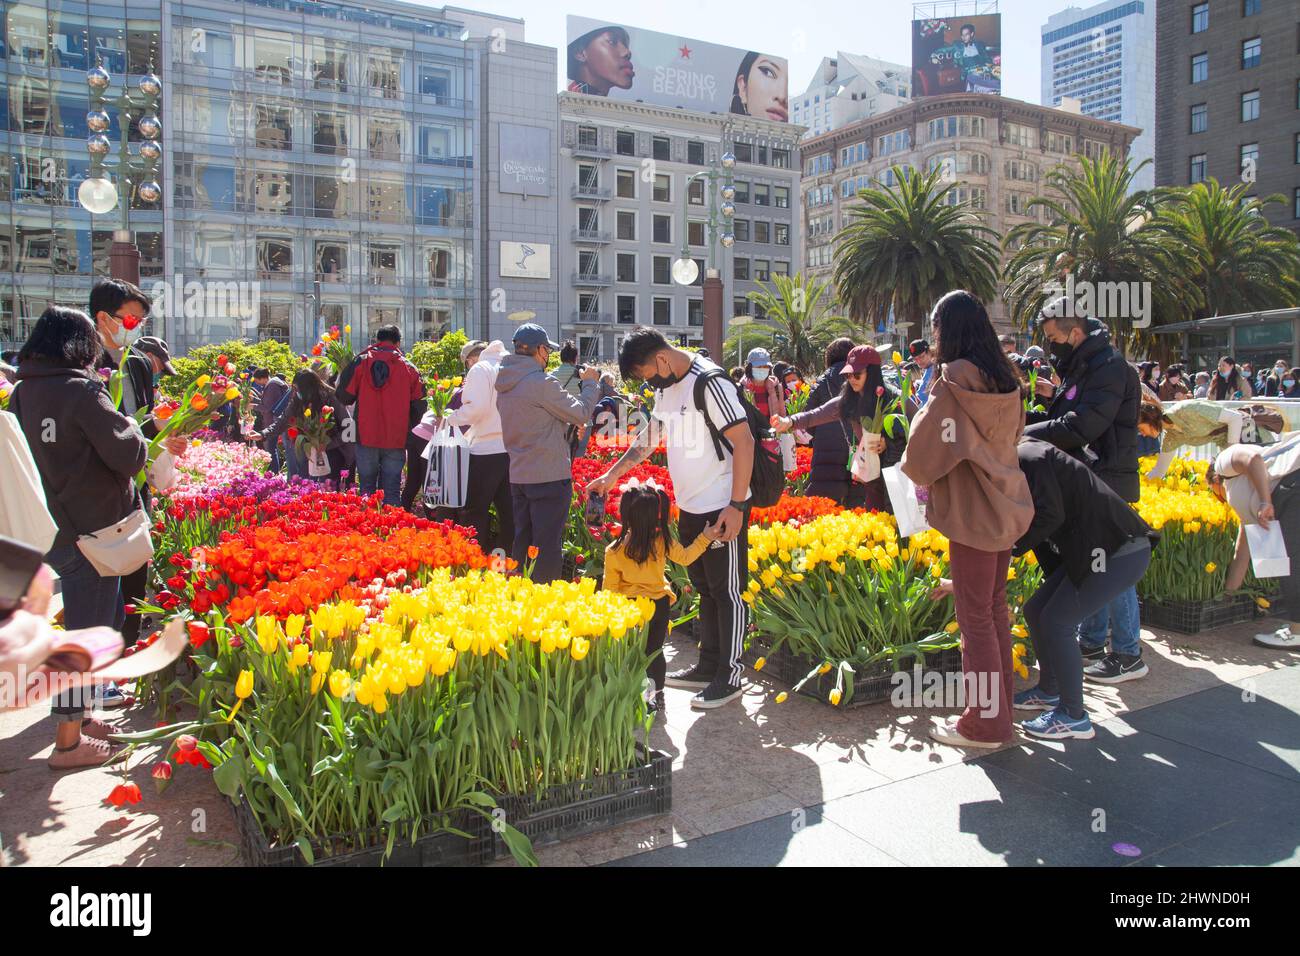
[778,432,797,473]
[883,465,930,538]
[146,449,177,492]
[305,445,331,477]
[422,424,471,508]
[0,409,58,552]
[849,432,882,484]
[1244,523,1290,579]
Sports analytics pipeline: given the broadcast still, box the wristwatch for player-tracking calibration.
[728,498,750,510]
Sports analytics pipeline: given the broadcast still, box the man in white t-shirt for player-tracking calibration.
[588,328,755,710]
[1208,435,1300,649]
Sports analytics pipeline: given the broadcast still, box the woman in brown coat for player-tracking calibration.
[901,291,1034,748]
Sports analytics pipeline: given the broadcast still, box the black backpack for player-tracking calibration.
[692,368,784,509]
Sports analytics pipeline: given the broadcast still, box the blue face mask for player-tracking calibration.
[1286,380,1295,390]
[1219,370,1230,379]
[752,368,770,382]
[152,371,163,385]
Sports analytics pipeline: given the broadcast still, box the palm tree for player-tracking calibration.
[1156,179,1300,320]
[1001,152,1200,355]
[729,272,844,376]
[833,164,1000,341]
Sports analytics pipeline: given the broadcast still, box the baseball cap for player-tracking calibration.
[840,345,882,376]
[1023,345,1045,361]
[134,336,175,375]
[908,339,930,357]
[459,340,487,363]
[746,347,772,367]
[513,323,561,351]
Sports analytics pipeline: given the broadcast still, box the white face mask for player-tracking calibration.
[752,368,770,382]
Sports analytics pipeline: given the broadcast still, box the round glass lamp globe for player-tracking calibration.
[671,257,699,286]
[78,177,118,215]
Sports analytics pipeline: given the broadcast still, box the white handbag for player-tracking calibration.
[849,431,882,484]
[778,432,797,473]
[423,423,471,508]
[146,449,177,492]
[76,505,154,577]
[0,408,58,553]
[883,465,930,538]
[306,445,331,477]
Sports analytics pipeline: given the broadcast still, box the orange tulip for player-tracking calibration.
[190,394,209,412]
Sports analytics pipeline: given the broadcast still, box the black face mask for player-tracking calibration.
[1049,339,1075,370]
[644,357,683,390]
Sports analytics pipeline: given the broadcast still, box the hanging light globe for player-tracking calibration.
[86,65,111,93]
[138,140,162,162]
[86,133,111,157]
[137,114,163,140]
[720,201,735,219]
[78,177,118,215]
[721,184,735,201]
[720,151,736,169]
[86,109,111,133]
[138,72,162,98]
[137,180,162,203]
[720,231,735,248]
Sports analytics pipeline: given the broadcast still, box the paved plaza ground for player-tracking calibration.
[2,616,1297,867]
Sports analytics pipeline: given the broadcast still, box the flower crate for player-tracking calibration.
[745,638,964,708]
[1139,593,1257,635]
[486,745,672,860]
[227,792,492,867]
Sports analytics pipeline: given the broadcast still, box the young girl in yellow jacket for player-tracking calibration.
[603,479,719,714]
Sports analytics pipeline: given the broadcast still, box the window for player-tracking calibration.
[616,130,635,155]
[1006,193,1032,215]
[653,298,671,326]
[616,168,636,198]
[688,221,705,246]
[653,214,671,244]
[617,295,636,324]
[774,186,790,208]
[616,210,636,240]
[688,299,704,327]
[314,112,349,154]
[753,221,770,243]
[1191,3,1208,33]
[733,297,749,317]
[772,148,790,169]
[577,164,599,192]
[1190,153,1208,183]
[733,181,750,203]
[774,223,789,246]
[616,253,636,283]
[688,141,705,165]
[734,258,750,280]
[927,116,986,141]
[1005,159,1038,182]
[733,142,753,164]
[1003,122,1036,149]
[1241,143,1259,178]
[1294,188,1300,219]
[1242,37,1261,69]
[653,174,671,203]
[1242,90,1260,122]
[1191,53,1208,84]
[419,65,451,99]
[652,136,670,161]
[577,293,599,318]
[754,183,770,206]
[1243,0,1259,15]
[653,256,671,284]
[754,259,770,281]
[733,219,750,242]
[577,126,598,149]
[688,179,705,205]
[1295,132,1300,165]
[578,208,600,232]
[1045,131,1074,154]
[1191,102,1208,133]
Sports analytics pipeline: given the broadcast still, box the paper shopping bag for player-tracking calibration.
[883,465,930,538]
[1245,522,1290,578]
[423,424,471,508]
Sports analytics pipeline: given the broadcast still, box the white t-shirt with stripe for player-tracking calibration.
[651,357,751,515]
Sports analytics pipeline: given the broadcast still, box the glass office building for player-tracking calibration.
[1,0,491,352]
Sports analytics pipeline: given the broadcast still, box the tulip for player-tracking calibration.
[122,313,143,331]
[328,670,352,698]
[187,620,211,649]
[190,394,209,412]
[829,688,842,706]
[176,734,198,752]
[255,615,278,654]
[225,387,240,401]
[196,375,211,389]
[527,545,539,560]
[753,656,766,672]
[775,691,789,703]
[152,762,172,780]
[217,355,228,366]
[227,668,254,721]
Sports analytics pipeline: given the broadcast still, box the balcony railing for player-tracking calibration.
[570,311,612,324]
[572,141,612,158]
[571,228,611,243]
[571,272,612,287]
[571,184,611,200]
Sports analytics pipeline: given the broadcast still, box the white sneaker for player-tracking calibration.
[928,719,1004,750]
[1253,627,1300,650]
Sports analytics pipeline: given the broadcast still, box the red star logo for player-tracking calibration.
[679,44,692,59]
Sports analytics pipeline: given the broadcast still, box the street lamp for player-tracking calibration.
[78,59,163,284]
[672,144,737,358]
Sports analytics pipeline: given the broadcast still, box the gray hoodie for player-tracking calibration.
[495,354,599,484]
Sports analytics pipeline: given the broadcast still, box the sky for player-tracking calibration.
[433,0,1095,107]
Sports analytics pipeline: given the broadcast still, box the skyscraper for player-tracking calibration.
[1041,0,1154,191]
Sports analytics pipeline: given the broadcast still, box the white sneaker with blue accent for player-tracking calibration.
[1021,707,1095,741]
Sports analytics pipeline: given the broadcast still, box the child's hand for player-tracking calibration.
[928,578,954,601]
[702,520,722,541]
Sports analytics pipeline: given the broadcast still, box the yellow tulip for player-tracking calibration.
[1205,562,1217,574]
[313,648,333,673]
[829,688,842,706]
[285,614,305,639]
[224,386,240,401]
[570,636,590,661]
[289,642,310,671]
[303,407,312,418]
[818,662,831,675]
[255,615,278,654]
[1256,597,1271,609]
[892,351,903,366]
[196,375,210,389]
[753,656,766,672]
[235,668,253,699]
[945,621,960,634]
[329,670,352,698]
[775,691,789,703]
[1011,624,1028,638]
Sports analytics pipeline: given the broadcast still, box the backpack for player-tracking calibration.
[692,368,784,509]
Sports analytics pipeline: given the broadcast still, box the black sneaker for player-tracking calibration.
[1084,652,1148,684]
[1079,643,1108,664]
[690,679,744,710]
[646,691,665,715]
[665,666,711,690]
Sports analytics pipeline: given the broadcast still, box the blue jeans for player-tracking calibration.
[1078,584,1142,657]
[46,543,124,724]
[355,445,405,505]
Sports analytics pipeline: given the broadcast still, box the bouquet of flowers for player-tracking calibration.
[312,324,354,376]
[142,367,243,489]
[425,375,462,419]
[293,403,336,476]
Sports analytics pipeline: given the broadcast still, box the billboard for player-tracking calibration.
[565,16,788,122]
[911,14,1001,97]
[498,123,551,197]
[500,241,551,280]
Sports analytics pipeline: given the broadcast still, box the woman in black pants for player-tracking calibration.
[797,338,861,507]
[1011,438,1159,741]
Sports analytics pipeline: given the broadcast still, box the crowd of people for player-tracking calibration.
[2,277,1299,773]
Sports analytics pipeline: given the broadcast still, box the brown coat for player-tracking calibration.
[901,359,1033,551]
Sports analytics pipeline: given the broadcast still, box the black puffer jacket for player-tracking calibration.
[1024,319,1140,503]
[806,361,851,485]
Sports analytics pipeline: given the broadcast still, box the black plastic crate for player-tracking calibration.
[746,638,963,707]
[488,745,672,859]
[1255,591,1287,619]
[228,792,492,867]
[1139,593,1257,634]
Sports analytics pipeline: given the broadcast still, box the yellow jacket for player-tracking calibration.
[603,532,711,601]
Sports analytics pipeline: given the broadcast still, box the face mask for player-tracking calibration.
[152,371,163,385]
[644,356,683,390]
[1219,370,1230,379]
[1286,380,1295,390]
[752,368,770,382]
[1049,339,1075,369]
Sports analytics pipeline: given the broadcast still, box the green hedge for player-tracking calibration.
[167,340,301,397]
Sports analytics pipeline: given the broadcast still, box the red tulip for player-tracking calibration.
[187,621,210,649]
[152,762,172,780]
[875,386,885,396]
[176,734,198,753]
[123,604,137,615]
[121,313,142,331]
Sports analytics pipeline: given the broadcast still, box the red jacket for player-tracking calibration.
[336,343,425,449]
